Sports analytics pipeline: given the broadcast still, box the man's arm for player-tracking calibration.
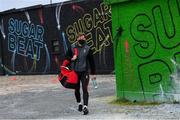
[88,49,96,75]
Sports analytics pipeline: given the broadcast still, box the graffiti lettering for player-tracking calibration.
[152,0,180,49]
[83,14,93,32]
[66,3,112,54]
[130,14,156,59]
[95,27,110,52]
[8,18,44,41]
[138,59,172,99]
[131,0,180,58]
[8,18,44,61]
[66,25,76,43]
[100,2,111,21]
[93,8,104,28]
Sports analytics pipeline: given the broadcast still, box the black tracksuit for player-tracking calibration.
[71,42,95,106]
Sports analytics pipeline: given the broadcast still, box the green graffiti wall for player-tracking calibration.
[105,0,180,102]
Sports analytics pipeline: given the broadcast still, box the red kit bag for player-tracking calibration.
[58,66,78,89]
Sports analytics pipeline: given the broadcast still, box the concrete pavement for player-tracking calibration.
[0,75,180,119]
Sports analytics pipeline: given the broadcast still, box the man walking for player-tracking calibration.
[71,32,96,115]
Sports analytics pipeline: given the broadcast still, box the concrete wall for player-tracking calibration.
[108,0,180,102]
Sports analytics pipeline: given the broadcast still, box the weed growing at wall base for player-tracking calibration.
[110,98,160,106]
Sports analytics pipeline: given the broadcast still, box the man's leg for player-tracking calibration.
[81,72,89,115]
[75,73,82,111]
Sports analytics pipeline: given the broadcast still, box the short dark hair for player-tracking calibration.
[77,32,85,37]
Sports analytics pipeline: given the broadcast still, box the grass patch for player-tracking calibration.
[173,100,180,104]
[109,98,160,106]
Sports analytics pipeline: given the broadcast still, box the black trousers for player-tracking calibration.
[75,71,89,106]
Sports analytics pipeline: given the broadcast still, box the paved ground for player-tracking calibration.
[0,75,180,119]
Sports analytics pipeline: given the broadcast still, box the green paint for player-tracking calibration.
[106,0,180,102]
[104,0,130,5]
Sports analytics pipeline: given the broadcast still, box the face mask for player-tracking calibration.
[78,40,85,45]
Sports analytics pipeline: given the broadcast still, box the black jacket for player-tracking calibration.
[71,42,95,74]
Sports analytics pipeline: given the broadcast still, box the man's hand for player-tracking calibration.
[71,55,77,61]
[90,75,97,89]
[90,75,96,80]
